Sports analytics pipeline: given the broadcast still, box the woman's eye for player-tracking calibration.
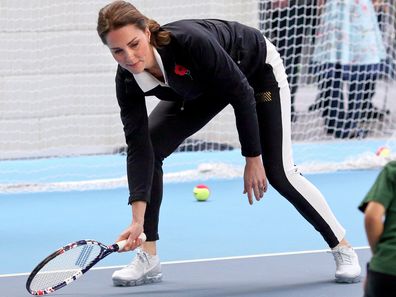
[129,42,138,48]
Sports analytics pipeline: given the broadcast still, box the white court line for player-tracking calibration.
[0,246,370,278]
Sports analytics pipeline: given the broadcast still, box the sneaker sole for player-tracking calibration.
[113,273,163,287]
[335,276,361,284]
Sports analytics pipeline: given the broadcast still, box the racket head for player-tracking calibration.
[26,239,112,295]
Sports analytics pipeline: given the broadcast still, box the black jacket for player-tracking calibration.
[116,19,268,203]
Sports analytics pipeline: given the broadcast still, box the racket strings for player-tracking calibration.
[29,244,102,291]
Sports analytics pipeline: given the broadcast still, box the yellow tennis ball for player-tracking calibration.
[193,184,210,201]
[376,146,391,158]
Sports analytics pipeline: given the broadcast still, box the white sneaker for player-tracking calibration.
[112,249,162,286]
[331,246,361,283]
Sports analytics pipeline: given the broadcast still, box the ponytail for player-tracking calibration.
[148,19,171,47]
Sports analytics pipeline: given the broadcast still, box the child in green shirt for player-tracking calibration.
[359,161,396,297]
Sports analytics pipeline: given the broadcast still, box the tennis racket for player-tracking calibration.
[26,234,146,295]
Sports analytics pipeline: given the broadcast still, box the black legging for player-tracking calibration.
[143,39,345,249]
[145,95,228,240]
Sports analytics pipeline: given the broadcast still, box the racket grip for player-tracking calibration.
[116,233,147,251]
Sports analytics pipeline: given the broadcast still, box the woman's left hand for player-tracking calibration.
[243,156,267,205]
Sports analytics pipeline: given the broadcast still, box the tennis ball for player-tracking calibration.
[193,184,210,201]
[376,146,391,157]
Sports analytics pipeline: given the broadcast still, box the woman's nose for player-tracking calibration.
[124,49,135,62]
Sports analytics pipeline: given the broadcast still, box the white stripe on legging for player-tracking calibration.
[264,37,345,244]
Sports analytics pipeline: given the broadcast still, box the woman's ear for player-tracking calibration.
[145,27,151,42]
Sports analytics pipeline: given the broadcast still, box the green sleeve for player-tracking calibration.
[359,161,396,213]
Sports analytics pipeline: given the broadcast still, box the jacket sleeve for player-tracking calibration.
[178,27,262,157]
[115,67,154,204]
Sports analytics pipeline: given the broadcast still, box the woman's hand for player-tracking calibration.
[243,156,267,205]
[116,222,144,252]
[116,201,147,252]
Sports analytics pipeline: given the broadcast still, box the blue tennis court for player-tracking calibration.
[0,151,381,296]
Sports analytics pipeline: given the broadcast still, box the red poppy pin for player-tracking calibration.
[174,64,193,80]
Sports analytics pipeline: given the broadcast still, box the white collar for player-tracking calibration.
[132,47,168,92]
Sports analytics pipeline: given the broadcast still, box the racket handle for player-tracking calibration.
[116,233,147,251]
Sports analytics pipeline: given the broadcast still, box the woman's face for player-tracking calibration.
[106,24,154,74]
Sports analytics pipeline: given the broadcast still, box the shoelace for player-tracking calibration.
[331,249,353,265]
[127,249,150,268]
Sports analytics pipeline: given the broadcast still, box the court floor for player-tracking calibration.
[0,168,379,296]
[2,249,370,297]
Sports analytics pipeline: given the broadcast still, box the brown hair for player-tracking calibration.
[97,0,171,48]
